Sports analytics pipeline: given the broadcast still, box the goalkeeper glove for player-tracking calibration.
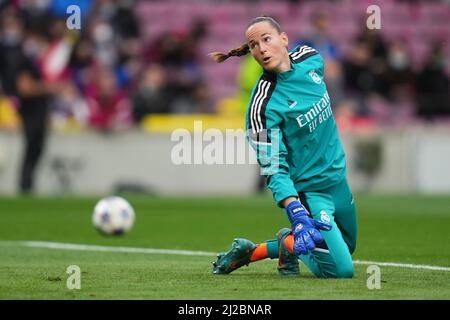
[285,200,332,256]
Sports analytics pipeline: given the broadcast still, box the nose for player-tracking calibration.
[259,42,268,54]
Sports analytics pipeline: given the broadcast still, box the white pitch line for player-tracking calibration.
[1,240,449,272]
[352,260,450,272]
[0,240,215,257]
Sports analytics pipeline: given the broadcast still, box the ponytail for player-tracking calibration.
[209,16,281,63]
[209,43,250,63]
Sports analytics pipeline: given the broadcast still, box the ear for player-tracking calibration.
[280,32,289,47]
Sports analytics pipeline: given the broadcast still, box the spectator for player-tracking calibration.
[69,37,95,93]
[342,39,380,116]
[132,64,171,123]
[111,0,140,40]
[296,11,345,107]
[416,43,450,120]
[38,18,74,83]
[0,12,25,96]
[87,17,118,68]
[86,67,132,131]
[50,82,90,130]
[116,37,144,89]
[17,0,52,36]
[382,38,415,103]
[0,13,51,193]
[357,28,388,71]
[144,19,207,114]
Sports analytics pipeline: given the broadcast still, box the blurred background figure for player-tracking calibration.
[132,64,171,123]
[376,38,416,124]
[342,38,379,117]
[86,67,132,132]
[416,42,450,120]
[69,37,95,94]
[50,82,90,131]
[295,11,345,109]
[0,11,50,194]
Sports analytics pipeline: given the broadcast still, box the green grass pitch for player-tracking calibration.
[0,194,449,299]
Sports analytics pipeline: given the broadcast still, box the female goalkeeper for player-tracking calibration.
[210,16,357,278]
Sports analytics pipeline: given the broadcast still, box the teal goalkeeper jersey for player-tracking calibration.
[245,45,347,207]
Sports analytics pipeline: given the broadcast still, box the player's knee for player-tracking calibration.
[315,261,354,279]
[335,263,354,278]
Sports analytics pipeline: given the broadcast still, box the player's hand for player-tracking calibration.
[285,200,332,256]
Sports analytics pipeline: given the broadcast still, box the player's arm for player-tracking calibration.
[282,197,297,208]
[246,105,331,256]
[246,107,298,208]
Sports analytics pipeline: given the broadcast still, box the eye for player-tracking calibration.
[263,36,271,43]
[249,42,257,50]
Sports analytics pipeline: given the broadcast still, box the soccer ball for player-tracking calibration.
[92,196,135,235]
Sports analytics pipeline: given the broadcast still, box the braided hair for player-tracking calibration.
[209,16,282,63]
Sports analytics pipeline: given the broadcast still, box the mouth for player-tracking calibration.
[262,56,271,64]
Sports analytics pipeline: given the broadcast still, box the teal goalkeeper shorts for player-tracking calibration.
[297,178,357,278]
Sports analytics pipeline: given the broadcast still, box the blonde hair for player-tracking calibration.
[209,16,281,63]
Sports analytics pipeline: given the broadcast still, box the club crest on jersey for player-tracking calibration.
[309,70,321,84]
[320,210,330,223]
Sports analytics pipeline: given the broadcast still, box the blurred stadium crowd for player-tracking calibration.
[0,0,449,133]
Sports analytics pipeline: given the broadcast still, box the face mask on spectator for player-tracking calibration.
[388,51,410,71]
[93,23,114,44]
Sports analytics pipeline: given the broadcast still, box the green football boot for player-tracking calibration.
[212,238,256,274]
[277,228,300,276]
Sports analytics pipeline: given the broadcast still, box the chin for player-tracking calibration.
[263,62,277,72]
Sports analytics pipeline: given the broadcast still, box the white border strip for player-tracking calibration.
[1,241,449,271]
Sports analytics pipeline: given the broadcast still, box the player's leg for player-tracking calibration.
[212,181,356,276]
[212,238,278,274]
[18,105,47,193]
[296,188,355,278]
[212,230,301,275]
[331,179,357,254]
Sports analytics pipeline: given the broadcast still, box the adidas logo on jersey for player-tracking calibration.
[288,100,298,109]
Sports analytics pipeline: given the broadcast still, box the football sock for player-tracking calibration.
[284,234,294,254]
[250,243,267,262]
[250,240,279,262]
[249,236,296,262]
[266,239,279,259]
